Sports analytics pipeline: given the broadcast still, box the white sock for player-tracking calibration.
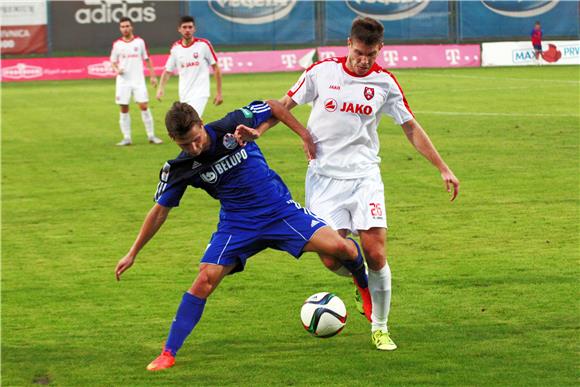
[369,263,391,332]
[141,109,155,137]
[119,112,131,139]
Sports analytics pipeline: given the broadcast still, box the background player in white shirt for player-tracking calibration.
[255,17,460,351]
[156,16,223,117]
[110,17,162,146]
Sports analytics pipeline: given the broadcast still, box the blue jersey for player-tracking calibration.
[155,101,292,221]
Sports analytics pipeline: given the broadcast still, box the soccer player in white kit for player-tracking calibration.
[277,17,460,350]
[156,16,223,117]
[110,17,162,146]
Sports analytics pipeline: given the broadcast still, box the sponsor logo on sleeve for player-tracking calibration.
[345,0,430,21]
[209,0,297,25]
[222,133,238,150]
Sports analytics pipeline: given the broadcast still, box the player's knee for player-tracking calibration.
[320,255,341,271]
[363,247,386,269]
[330,238,354,260]
[190,271,217,298]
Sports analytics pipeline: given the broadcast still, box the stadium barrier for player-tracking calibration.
[318,45,480,69]
[0,44,481,83]
[482,40,580,67]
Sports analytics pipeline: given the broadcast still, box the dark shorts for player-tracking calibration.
[533,44,543,52]
[200,200,326,274]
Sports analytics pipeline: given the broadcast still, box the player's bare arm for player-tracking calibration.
[156,70,172,101]
[115,203,171,280]
[212,63,223,106]
[401,119,460,201]
[234,100,316,160]
[111,61,123,75]
[146,58,158,88]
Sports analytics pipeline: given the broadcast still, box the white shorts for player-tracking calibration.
[115,83,149,105]
[182,95,209,117]
[305,169,387,234]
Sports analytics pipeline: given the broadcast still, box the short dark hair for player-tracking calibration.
[350,17,384,46]
[179,15,195,26]
[165,102,202,138]
[535,21,541,25]
[119,16,132,25]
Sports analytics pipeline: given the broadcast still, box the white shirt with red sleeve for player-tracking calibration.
[164,37,218,101]
[109,36,149,86]
[287,56,414,179]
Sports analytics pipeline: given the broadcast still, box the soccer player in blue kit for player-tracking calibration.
[115,100,371,371]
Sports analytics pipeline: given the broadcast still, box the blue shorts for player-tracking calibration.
[533,44,542,52]
[200,200,326,274]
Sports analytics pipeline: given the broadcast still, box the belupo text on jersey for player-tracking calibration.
[200,148,248,184]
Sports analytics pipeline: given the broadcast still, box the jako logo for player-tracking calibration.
[1,63,42,79]
[340,102,373,115]
[209,0,297,25]
[87,61,116,77]
[481,1,559,18]
[324,98,338,112]
[75,0,156,25]
[345,0,430,21]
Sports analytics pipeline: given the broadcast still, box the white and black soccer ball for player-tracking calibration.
[300,292,347,338]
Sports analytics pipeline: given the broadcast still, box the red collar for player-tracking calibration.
[340,56,380,78]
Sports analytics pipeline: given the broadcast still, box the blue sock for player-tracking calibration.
[342,238,368,288]
[164,292,206,356]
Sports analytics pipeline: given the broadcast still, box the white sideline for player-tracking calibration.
[415,111,580,118]
[402,72,580,85]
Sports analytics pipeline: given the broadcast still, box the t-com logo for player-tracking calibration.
[481,1,559,18]
[1,63,43,79]
[75,0,156,24]
[345,0,430,21]
[209,0,297,25]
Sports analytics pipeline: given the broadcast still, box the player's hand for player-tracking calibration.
[213,93,223,106]
[156,88,164,102]
[302,134,316,161]
[150,76,158,88]
[234,124,259,146]
[441,169,460,201]
[116,67,124,75]
[115,254,135,281]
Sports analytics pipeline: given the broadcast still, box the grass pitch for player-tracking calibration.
[2,66,579,386]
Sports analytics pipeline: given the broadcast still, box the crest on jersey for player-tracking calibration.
[223,133,238,150]
[364,87,375,101]
[324,98,338,112]
[193,52,199,59]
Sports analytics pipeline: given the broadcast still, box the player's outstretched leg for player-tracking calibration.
[147,263,235,371]
[303,226,372,321]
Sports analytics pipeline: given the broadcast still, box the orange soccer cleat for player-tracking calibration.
[146,350,175,371]
[353,277,372,322]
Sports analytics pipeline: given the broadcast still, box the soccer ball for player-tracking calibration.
[300,292,347,338]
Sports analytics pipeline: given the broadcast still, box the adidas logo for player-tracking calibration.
[191,161,202,169]
[311,220,319,228]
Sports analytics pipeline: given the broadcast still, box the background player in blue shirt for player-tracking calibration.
[115,100,370,371]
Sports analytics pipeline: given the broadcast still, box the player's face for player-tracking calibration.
[119,21,133,38]
[173,124,209,156]
[178,22,196,40]
[347,38,383,76]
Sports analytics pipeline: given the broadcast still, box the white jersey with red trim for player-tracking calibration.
[288,57,414,179]
[165,37,217,101]
[110,36,149,86]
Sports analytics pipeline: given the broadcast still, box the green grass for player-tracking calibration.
[2,66,579,386]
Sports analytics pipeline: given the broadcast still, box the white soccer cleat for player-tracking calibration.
[148,136,163,144]
[116,138,132,146]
